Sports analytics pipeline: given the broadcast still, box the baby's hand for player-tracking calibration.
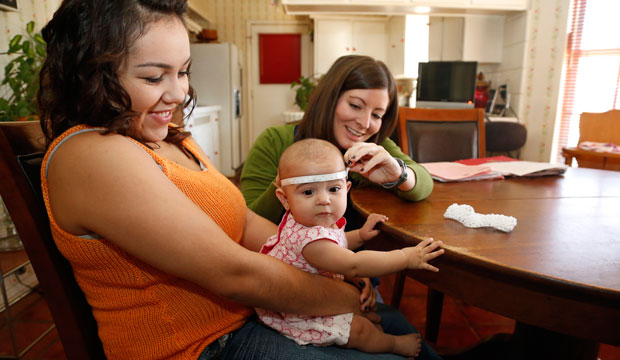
[359,213,389,242]
[402,238,444,272]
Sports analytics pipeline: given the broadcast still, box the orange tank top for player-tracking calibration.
[40,125,252,359]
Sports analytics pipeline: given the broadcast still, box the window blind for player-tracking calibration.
[556,0,620,163]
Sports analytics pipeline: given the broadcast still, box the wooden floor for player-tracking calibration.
[1,274,619,359]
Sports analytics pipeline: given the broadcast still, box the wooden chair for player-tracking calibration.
[393,106,485,343]
[561,110,620,171]
[398,107,486,162]
[0,123,106,359]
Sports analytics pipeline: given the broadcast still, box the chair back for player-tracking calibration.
[0,123,106,359]
[485,121,527,154]
[578,109,620,145]
[398,107,485,163]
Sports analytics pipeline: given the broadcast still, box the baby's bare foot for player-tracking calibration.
[393,333,421,357]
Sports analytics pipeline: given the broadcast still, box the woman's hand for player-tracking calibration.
[344,142,403,185]
[346,276,377,312]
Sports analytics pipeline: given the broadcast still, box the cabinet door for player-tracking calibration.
[470,0,528,9]
[462,15,503,63]
[429,15,503,63]
[315,19,353,74]
[352,20,387,63]
[411,0,468,6]
[428,17,464,61]
[208,112,221,171]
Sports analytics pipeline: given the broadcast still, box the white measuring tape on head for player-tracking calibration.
[280,168,349,186]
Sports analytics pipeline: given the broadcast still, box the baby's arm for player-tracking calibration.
[346,213,388,250]
[302,238,444,278]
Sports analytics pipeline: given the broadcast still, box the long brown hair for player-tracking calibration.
[38,0,194,147]
[295,55,398,148]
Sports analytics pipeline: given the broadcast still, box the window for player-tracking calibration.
[552,0,620,162]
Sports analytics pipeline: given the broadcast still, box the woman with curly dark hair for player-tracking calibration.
[37,1,440,359]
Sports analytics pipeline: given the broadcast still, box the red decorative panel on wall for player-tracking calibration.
[259,33,301,84]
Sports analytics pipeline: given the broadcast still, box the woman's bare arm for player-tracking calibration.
[46,132,360,317]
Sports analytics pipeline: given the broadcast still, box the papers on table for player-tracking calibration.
[421,157,567,182]
[421,162,503,182]
[485,161,567,177]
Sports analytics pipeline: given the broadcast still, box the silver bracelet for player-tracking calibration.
[381,158,408,189]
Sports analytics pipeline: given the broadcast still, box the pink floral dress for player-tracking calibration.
[256,211,354,346]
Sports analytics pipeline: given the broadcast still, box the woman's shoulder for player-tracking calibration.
[45,127,155,180]
[252,124,296,150]
[258,123,296,140]
[49,127,137,156]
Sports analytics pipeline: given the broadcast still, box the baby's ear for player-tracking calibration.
[346,180,352,193]
[275,188,290,210]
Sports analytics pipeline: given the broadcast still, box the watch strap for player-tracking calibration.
[381,158,408,189]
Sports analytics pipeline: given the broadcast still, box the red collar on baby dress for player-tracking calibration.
[260,211,346,254]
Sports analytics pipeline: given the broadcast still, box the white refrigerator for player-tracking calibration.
[190,42,243,178]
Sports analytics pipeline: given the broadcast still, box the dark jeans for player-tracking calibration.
[200,303,442,360]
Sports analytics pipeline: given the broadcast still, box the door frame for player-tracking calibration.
[244,20,312,156]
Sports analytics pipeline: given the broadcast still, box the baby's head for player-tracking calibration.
[276,139,351,228]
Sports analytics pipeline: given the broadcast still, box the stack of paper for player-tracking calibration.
[485,161,567,177]
[421,157,568,182]
[420,162,503,182]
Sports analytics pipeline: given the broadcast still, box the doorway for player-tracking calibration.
[245,21,312,154]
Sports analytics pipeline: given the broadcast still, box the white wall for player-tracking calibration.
[482,0,570,162]
[519,0,570,162]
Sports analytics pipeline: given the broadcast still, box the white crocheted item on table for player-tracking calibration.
[443,203,517,233]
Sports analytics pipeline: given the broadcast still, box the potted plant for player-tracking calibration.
[290,74,321,112]
[0,21,46,122]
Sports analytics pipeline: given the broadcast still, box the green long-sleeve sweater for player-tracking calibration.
[240,124,434,224]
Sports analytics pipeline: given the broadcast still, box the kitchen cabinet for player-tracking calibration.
[470,0,527,9]
[429,15,504,63]
[313,16,388,75]
[282,0,528,15]
[414,0,527,7]
[186,106,221,171]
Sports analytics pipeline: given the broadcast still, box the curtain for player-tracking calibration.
[555,0,620,162]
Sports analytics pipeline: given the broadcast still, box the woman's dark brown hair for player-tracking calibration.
[295,55,398,148]
[38,0,194,146]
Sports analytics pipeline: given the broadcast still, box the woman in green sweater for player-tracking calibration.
[241,55,434,224]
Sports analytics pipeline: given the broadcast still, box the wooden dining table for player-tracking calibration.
[350,167,620,360]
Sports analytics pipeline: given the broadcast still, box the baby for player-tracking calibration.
[256,138,444,357]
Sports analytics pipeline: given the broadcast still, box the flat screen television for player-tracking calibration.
[415,61,477,109]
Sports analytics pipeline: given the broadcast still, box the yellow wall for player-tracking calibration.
[189,0,304,59]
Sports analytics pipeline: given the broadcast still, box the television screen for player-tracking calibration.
[416,61,477,104]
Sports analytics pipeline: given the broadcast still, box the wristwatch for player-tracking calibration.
[381,158,408,189]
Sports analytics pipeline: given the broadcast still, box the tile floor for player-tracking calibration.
[1,275,619,359]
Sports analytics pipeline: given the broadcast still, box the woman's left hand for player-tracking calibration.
[345,276,377,312]
[344,142,402,185]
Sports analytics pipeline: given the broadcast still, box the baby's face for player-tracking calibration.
[280,156,349,228]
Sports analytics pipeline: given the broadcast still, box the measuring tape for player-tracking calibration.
[280,168,349,186]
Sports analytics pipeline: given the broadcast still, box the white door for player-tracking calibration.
[246,21,312,152]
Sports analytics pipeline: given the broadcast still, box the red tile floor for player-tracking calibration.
[1,274,619,359]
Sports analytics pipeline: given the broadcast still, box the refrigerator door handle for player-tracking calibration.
[234,89,241,118]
